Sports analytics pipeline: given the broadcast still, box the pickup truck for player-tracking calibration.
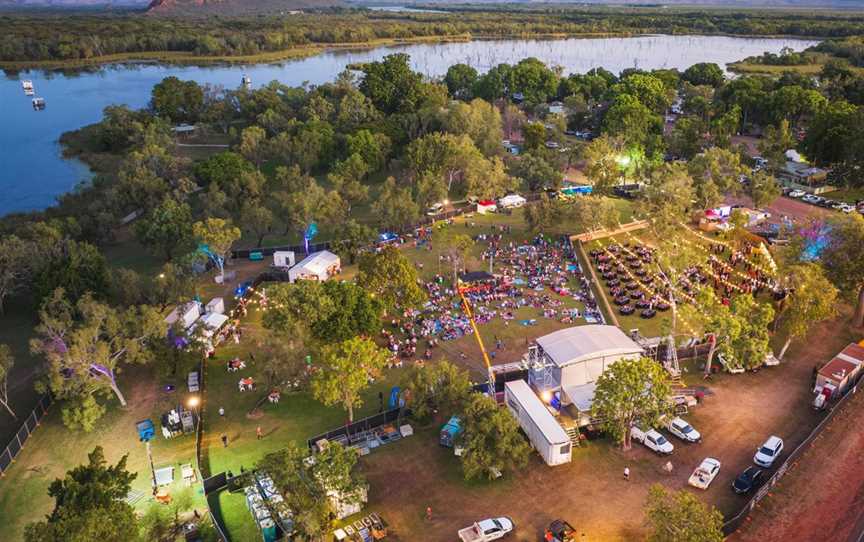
[458,517,514,542]
[631,426,674,455]
[688,457,721,489]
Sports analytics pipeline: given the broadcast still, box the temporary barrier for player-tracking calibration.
[0,394,52,478]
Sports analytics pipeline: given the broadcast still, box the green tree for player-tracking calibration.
[238,125,267,168]
[443,99,503,157]
[358,246,427,314]
[591,356,672,450]
[192,218,241,282]
[24,447,138,542]
[570,196,621,233]
[523,193,562,234]
[510,152,563,191]
[32,239,110,307]
[0,235,32,316]
[403,360,471,421]
[667,116,708,160]
[0,344,15,418]
[134,196,193,261]
[748,170,780,210]
[682,63,725,88]
[258,442,366,540]
[508,57,558,104]
[240,199,275,247]
[716,295,775,371]
[459,393,531,480]
[330,219,376,265]
[30,290,163,429]
[645,484,724,542]
[445,63,479,100]
[372,177,420,231]
[642,163,695,237]
[521,122,546,151]
[583,135,626,195]
[758,120,796,172]
[472,63,511,103]
[776,263,838,359]
[150,76,203,123]
[435,232,474,287]
[193,151,256,189]
[259,328,310,393]
[359,53,424,114]
[821,213,864,327]
[614,73,673,113]
[346,129,391,172]
[603,93,663,152]
[311,337,388,422]
[688,148,747,209]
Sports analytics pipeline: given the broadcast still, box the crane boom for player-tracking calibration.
[457,286,495,389]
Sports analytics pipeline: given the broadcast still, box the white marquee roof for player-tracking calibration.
[536,325,643,368]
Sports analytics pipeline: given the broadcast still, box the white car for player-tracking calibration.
[631,426,674,455]
[688,457,721,489]
[838,203,855,214]
[801,194,821,205]
[458,517,514,542]
[666,417,701,443]
[498,194,527,208]
[754,435,784,468]
[788,189,806,198]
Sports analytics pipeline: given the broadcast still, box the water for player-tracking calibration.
[366,6,448,13]
[0,35,818,216]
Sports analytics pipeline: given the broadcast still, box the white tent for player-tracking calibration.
[192,312,229,339]
[288,251,341,283]
[205,297,225,315]
[164,302,200,329]
[273,251,295,269]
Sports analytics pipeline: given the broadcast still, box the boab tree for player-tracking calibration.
[776,263,838,359]
[459,393,531,481]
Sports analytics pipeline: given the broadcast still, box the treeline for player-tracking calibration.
[813,36,864,67]
[2,8,864,63]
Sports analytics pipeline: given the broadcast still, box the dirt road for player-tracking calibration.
[733,382,864,542]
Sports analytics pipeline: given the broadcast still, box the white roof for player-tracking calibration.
[505,380,569,445]
[536,325,643,368]
[293,250,339,275]
[194,312,229,338]
[562,382,596,412]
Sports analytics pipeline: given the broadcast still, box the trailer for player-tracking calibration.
[440,416,462,448]
[504,380,572,466]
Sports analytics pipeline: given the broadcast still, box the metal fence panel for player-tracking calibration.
[15,425,29,446]
[0,394,52,478]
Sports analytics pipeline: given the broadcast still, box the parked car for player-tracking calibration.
[545,141,560,149]
[498,194,527,208]
[754,435,784,468]
[837,203,855,213]
[458,517,514,542]
[631,426,674,455]
[788,189,806,198]
[666,417,701,443]
[819,199,837,208]
[426,202,444,216]
[732,466,764,494]
[688,457,721,489]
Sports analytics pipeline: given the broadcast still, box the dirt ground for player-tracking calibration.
[358,314,858,541]
[724,193,829,225]
[732,375,864,542]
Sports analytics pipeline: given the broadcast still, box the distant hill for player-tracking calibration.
[0,0,146,9]
[145,0,343,15]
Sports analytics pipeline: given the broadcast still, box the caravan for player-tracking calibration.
[504,380,571,466]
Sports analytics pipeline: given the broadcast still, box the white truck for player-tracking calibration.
[504,380,572,466]
[688,457,721,489]
[631,426,674,455]
[666,417,701,443]
[458,517,514,541]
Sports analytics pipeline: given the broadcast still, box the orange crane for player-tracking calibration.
[457,284,496,390]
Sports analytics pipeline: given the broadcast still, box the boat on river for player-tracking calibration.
[241,74,252,89]
[32,97,46,110]
[22,80,34,95]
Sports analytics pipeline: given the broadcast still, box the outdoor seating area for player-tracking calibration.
[160,406,196,439]
[333,512,389,541]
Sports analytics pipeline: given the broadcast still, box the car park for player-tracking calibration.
[688,457,721,489]
[732,466,764,494]
[631,426,674,455]
[754,435,784,468]
[666,417,701,443]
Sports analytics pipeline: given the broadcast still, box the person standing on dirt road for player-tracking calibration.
[256,426,263,440]
[624,466,630,481]
[221,434,228,447]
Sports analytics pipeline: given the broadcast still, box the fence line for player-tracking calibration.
[0,394,52,478]
[721,371,864,535]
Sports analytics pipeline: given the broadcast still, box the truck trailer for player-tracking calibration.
[504,380,572,466]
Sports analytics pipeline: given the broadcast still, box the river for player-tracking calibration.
[0,35,818,216]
